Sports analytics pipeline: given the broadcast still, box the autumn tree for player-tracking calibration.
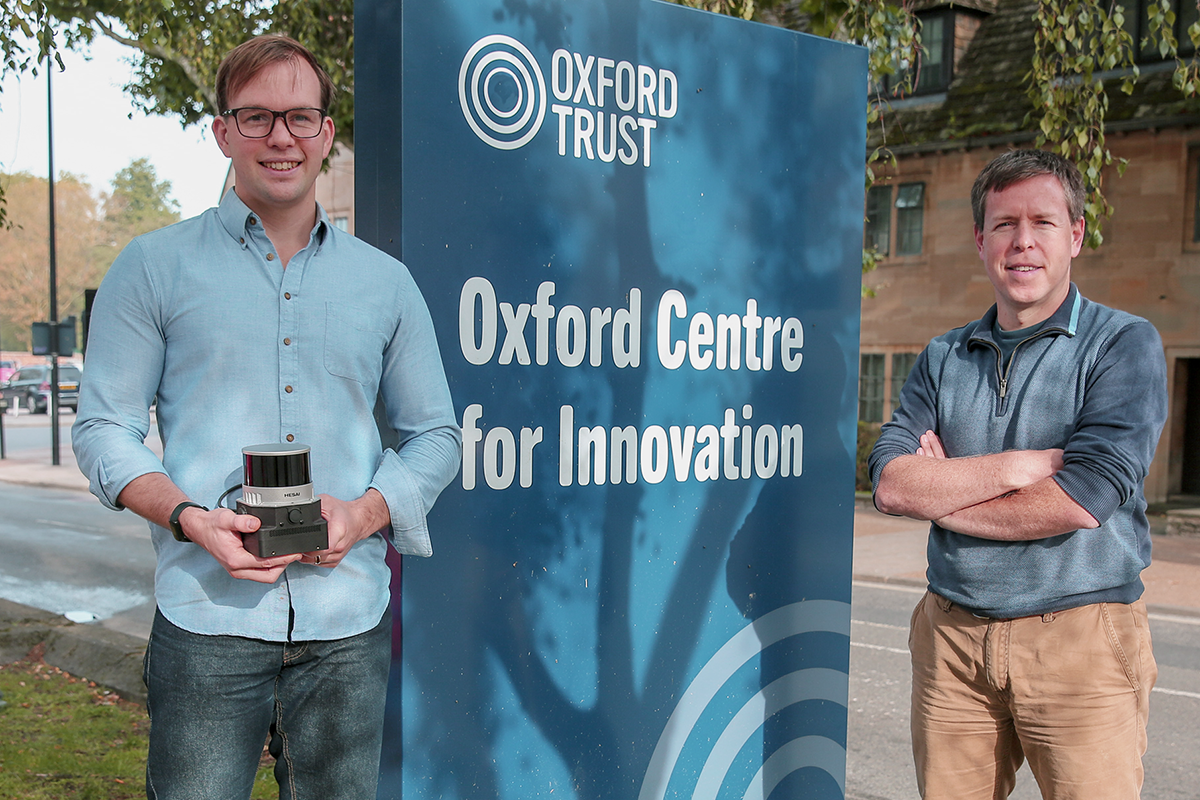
[0,171,103,348]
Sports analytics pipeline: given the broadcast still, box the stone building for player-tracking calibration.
[861,0,1200,504]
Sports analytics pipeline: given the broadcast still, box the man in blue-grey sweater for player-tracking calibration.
[870,149,1167,800]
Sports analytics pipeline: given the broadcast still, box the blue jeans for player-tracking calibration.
[143,607,392,800]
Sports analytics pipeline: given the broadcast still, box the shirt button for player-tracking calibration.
[284,292,292,300]
[283,338,291,346]
[266,253,276,262]
[249,216,258,226]
[285,385,293,393]
[286,434,295,442]
[239,237,245,245]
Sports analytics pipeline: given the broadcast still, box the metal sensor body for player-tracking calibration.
[237,444,328,557]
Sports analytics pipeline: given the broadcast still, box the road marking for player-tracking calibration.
[853,579,925,595]
[34,518,110,535]
[1148,612,1200,627]
[851,641,909,656]
[1152,687,1200,700]
[853,619,908,632]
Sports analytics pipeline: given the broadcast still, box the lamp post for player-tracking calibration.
[46,53,61,466]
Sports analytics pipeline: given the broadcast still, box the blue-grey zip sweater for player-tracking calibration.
[869,285,1167,618]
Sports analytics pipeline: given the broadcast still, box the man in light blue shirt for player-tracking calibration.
[73,35,460,799]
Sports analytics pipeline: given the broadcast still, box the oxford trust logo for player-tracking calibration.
[458,34,678,166]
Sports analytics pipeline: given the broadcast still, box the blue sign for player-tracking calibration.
[355,1,866,797]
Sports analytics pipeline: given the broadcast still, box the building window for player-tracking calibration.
[1192,151,1200,244]
[880,9,956,96]
[914,12,952,92]
[1116,1,1198,61]
[864,182,925,257]
[1186,147,1200,249]
[861,352,923,423]
[895,183,925,255]
[860,353,886,423]
[890,352,919,410]
[865,185,892,256]
[333,216,350,232]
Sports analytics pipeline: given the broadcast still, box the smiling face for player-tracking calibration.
[212,58,334,224]
[974,173,1085,330]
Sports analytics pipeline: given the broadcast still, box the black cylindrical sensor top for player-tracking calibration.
[242,444,312,488]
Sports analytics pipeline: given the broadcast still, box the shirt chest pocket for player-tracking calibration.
[323,304,391,387]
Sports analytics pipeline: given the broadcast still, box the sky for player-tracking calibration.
[0,35,231,219]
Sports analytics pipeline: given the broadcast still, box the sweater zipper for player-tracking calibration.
[985,329,1060,412]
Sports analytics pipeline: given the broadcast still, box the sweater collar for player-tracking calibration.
[970,284,1082,347]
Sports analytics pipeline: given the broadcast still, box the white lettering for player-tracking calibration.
[557,406,802,486]
[572,52,596,105]
[551,49,574,102]
[658,69,678,118]
[597,57,615,107]
[615,61,636,111]
[655,290,804,372]
[484,426,516,490]
[460,277,497,365]
[638,65,657,115]
[657,289,687,369]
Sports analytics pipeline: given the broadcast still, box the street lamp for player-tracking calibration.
[46,51,62,466]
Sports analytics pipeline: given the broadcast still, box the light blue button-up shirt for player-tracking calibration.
[73,190,461,641]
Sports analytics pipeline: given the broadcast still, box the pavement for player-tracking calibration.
[1,409,1199,705]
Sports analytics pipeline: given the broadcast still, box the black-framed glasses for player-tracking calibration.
[222,107,327,139]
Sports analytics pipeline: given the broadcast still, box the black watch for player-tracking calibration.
[169,501,208,542]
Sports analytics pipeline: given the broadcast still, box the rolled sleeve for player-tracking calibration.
[1053,321,1167,524]
[368,272,462,556]
[72,241,171,510]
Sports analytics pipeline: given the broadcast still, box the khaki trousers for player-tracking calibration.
[909,591,1155,800]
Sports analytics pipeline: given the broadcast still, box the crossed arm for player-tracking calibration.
[874,430,1099,541]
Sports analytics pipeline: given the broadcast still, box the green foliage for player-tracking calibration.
[95,158,183,277]
[0,1,352,224]
[0,0,57,229]
[103,157,181,238]
[1026,0,1138,248]
[5,1,354,146]
[7,0,1200,252]
[677,0,760,20]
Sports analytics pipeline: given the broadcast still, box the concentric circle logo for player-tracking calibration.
[459,35,546,150]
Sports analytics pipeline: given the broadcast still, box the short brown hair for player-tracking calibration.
[216,35,336,114]
[971,149,1086,230]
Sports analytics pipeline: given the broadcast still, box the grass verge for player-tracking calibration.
[0,651,275,799]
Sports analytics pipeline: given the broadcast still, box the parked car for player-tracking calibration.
[0,363,83,413]
[0,360,16,384]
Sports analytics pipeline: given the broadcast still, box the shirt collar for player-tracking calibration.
[216,188,330,248]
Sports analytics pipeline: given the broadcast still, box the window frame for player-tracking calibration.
[859,353,886,423]
[880,8,957,97]
[1118,0,1198,62]
[890,352,920,412]
[864,181,926,258]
